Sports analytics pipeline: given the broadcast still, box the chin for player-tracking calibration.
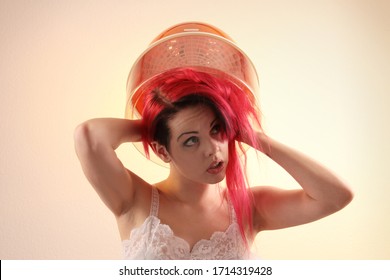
[205,173,226,185]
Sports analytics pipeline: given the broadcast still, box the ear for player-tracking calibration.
[151,142,171,163]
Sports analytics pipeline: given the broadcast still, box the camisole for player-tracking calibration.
[122,187,250,260]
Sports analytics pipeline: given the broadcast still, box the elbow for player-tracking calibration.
[331,183,354,211]
[343,186,354,207]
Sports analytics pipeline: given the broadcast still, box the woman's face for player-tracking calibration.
[166,105,229,185]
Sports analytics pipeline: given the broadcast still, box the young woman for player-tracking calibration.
[74,68,353,259]
[74,22,353,259]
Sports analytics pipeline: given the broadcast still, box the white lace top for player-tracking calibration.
[122,187,250,260]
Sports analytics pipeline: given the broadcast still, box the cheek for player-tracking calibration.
[171,155,205,181]
[170,147,195,165]
[171,150,204,173]
[221,141,229,154]
[176,152,202,167]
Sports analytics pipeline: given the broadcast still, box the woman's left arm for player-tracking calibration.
[246,132,354,232]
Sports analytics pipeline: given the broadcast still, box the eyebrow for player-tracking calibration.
[176,118,219,142]
[177,131,198,142]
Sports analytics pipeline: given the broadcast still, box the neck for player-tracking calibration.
[156,170,223,205]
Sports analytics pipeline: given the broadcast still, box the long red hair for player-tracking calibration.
[137,68,263,246]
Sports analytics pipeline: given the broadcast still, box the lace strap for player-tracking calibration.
[150,187,159,217]
[227,197,237,224]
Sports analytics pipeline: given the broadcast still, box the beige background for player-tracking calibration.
[1,0,389,259]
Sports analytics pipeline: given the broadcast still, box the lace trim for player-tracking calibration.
[123,216,248,260]
[122,187,249,259]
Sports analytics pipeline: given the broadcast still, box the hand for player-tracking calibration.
[235,128,270,155]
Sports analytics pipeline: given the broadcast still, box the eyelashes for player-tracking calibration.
[183,124,224,147]
[183,136,199,147]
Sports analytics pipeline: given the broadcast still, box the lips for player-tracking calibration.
[207,161,225,174]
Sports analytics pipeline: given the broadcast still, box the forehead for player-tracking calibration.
[168,105,216,134]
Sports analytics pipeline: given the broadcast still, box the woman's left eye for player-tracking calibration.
[211,124,222,135]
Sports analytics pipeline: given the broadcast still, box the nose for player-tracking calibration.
[204,137,221,157]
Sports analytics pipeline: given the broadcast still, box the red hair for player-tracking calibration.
[137,68,263,246]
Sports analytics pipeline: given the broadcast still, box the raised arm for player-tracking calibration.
[246,132,354,232]
[74,118,144,216]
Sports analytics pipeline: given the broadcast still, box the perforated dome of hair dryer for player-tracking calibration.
[125,22,260,120]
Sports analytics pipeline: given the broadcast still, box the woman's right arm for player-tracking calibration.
[74,118,143,216]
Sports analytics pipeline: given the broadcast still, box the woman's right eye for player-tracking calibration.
[183,136,199,147]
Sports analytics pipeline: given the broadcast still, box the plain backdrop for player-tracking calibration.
[1,0,389,259]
